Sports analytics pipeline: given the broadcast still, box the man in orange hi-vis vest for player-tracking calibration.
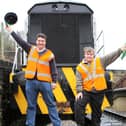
[74,46,126,126]
[6,25,61,126]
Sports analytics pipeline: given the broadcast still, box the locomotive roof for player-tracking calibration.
[28,1,93,14]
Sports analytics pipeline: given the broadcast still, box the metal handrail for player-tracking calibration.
[11,47,21,73]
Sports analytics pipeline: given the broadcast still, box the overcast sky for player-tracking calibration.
[1,0,126,69]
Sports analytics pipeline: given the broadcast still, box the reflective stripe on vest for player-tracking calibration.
[38,60,49,66]
[77,57,107,91]
[83,74,104,82]
[25,47,54,82]
[37,73,51,78]
[79,61,104,82]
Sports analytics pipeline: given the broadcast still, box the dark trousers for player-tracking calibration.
[74,90,104,126]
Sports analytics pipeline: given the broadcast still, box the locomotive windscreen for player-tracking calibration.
[43,14,79,64]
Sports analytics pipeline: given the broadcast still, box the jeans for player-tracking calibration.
[25,80,61,126]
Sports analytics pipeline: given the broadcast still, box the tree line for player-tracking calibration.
[0,22,24,63]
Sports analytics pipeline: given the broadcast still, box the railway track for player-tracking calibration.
[102,108,126,126]
[46,108,126,126]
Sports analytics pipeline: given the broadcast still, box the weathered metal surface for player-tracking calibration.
[112,88,126,111]
[109,70,126,88]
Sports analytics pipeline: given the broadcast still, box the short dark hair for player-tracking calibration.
[36,33,47,40]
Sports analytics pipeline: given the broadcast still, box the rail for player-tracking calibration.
[113,87,126,99]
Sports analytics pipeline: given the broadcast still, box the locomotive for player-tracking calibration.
[1,1,111,126]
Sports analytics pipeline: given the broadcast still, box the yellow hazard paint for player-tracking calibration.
[10,67,111,115]
[109,71,113,81]
[62,67,77,96]
[53,82,68,102]
[101,95,110,110]
[9,72,14,83]
[14,86,27,114]
[53,82,73,113]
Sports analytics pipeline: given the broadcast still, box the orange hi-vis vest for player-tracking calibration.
[76,57,107,91]
[25,46,54,82]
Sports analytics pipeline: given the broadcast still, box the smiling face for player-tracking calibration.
[36,37,46,50]
[84,51,94,63]
[35,33,47,51]
[83,47,95,63]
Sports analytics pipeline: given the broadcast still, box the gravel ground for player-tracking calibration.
[47,120,77,126]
